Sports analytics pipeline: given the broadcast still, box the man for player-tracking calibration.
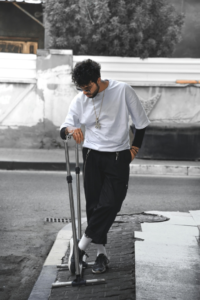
[60,59,150,274]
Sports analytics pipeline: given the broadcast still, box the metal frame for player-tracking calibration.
[52,134,106,287]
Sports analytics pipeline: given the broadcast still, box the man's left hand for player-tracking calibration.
[130,146,139,161]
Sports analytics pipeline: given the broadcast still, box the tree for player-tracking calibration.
[45,0,184,58]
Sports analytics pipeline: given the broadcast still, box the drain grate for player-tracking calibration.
[45,217,71,223]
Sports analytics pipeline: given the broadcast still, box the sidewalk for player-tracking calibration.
[28,211,200,300]
[0,148,200,176]
[136,210,200,300]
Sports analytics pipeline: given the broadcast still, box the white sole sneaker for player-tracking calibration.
[92,254,109,274]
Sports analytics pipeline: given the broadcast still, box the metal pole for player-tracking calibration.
[64,137,80,275]
[13,3,45,28]
[52,278,106,287]
[75,143,82,239]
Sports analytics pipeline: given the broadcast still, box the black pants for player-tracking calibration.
[82,147,131,245]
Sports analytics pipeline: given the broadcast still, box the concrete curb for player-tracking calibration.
[28,218,87,300]
[0,161,200,176]
[0,161,71,171]
[130,164,200,176]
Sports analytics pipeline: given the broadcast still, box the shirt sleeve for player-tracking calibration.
[132,127,146,148]
[125,84,150,129]
[60,96,81,130]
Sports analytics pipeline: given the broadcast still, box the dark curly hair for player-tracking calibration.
[72,59,101,87]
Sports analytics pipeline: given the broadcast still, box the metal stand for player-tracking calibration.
[52,135,106,287]
[75,142,82,240]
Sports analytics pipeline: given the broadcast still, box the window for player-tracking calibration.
[0,39,38,54]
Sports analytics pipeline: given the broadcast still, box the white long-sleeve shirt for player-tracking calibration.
[60,79,150,152]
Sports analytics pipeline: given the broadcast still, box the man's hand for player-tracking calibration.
[130,146,139,161]
[65,127,84,144]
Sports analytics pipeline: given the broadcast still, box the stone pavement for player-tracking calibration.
[0,148,200,176]
[50,219,136,300]
[28,211,200,300]
[29,213,169,300]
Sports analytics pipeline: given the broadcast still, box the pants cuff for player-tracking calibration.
[85,229,107,245]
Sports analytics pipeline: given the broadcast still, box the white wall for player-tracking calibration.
[0,53,36,83]
[73,56,200,84]
[0,53,200,129]
[1,53,200,85]
[73,56,200,124]
[0,52,199,149]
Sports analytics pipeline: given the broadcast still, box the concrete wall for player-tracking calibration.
[36,49,77,148]
[131,85,200,160]
[0,52,199,160]
[132,85,200,124]
[0,50,77,149]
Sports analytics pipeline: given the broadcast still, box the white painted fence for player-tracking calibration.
[73,56,200,85]
[1,52,200,84]
[0,53,36,83]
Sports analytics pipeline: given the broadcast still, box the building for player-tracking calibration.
[0,0,44,54]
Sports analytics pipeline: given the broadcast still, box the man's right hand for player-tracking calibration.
[130,146,139,161]
[65,127,84,144]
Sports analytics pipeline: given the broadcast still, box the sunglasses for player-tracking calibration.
[76,83,95,92]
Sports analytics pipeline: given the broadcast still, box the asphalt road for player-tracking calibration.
[126,174,200,213]
[0,170,200,300]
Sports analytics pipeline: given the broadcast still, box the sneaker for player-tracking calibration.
[92,254,109,274]
[68,238,86,274]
